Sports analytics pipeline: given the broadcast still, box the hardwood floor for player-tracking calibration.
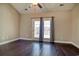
[0,40,79,56]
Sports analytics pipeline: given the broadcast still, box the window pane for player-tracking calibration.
[34,21,40,38]
[44,20,50,38]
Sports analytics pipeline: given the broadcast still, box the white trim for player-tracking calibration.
[19,38,41,41]
[0,38,19,45]
[71,42,79,48]
[54,41,72,44]
[19,38,33,40]
[19,38,51,42]
[19,38,79,48]
[0,37,79,49]
[54,40,79,48]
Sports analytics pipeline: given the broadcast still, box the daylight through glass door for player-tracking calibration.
[33,18,51,42]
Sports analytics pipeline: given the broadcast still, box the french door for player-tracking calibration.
[43,18,51,42]
[32,17,54,42]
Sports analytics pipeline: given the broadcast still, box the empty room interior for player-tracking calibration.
[0,3,79,56]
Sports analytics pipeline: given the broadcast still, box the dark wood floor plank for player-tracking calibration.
[0,40,78,56]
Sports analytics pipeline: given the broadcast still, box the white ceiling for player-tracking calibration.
[11,3,75,14]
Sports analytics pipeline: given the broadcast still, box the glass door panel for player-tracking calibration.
[43,18,51,42]
[44,20,50,38]
[34,21,40,38]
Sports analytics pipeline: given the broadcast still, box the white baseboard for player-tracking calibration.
[71,42,79,48]
[55,41,79,48]
[54,41,72,44]
[0,37,79,49]
[19,38,33,41]
[19,38,51,42]
[0,38,19,45]
[19,38,79,49]
[19,38,72,44]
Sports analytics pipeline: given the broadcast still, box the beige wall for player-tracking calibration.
[20,11,72,42]
[0,4,20,42]
[72,4,79,46]
[20,14,32,39]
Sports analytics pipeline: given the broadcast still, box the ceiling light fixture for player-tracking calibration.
[60,4,64,6]
[25,8,27,10]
